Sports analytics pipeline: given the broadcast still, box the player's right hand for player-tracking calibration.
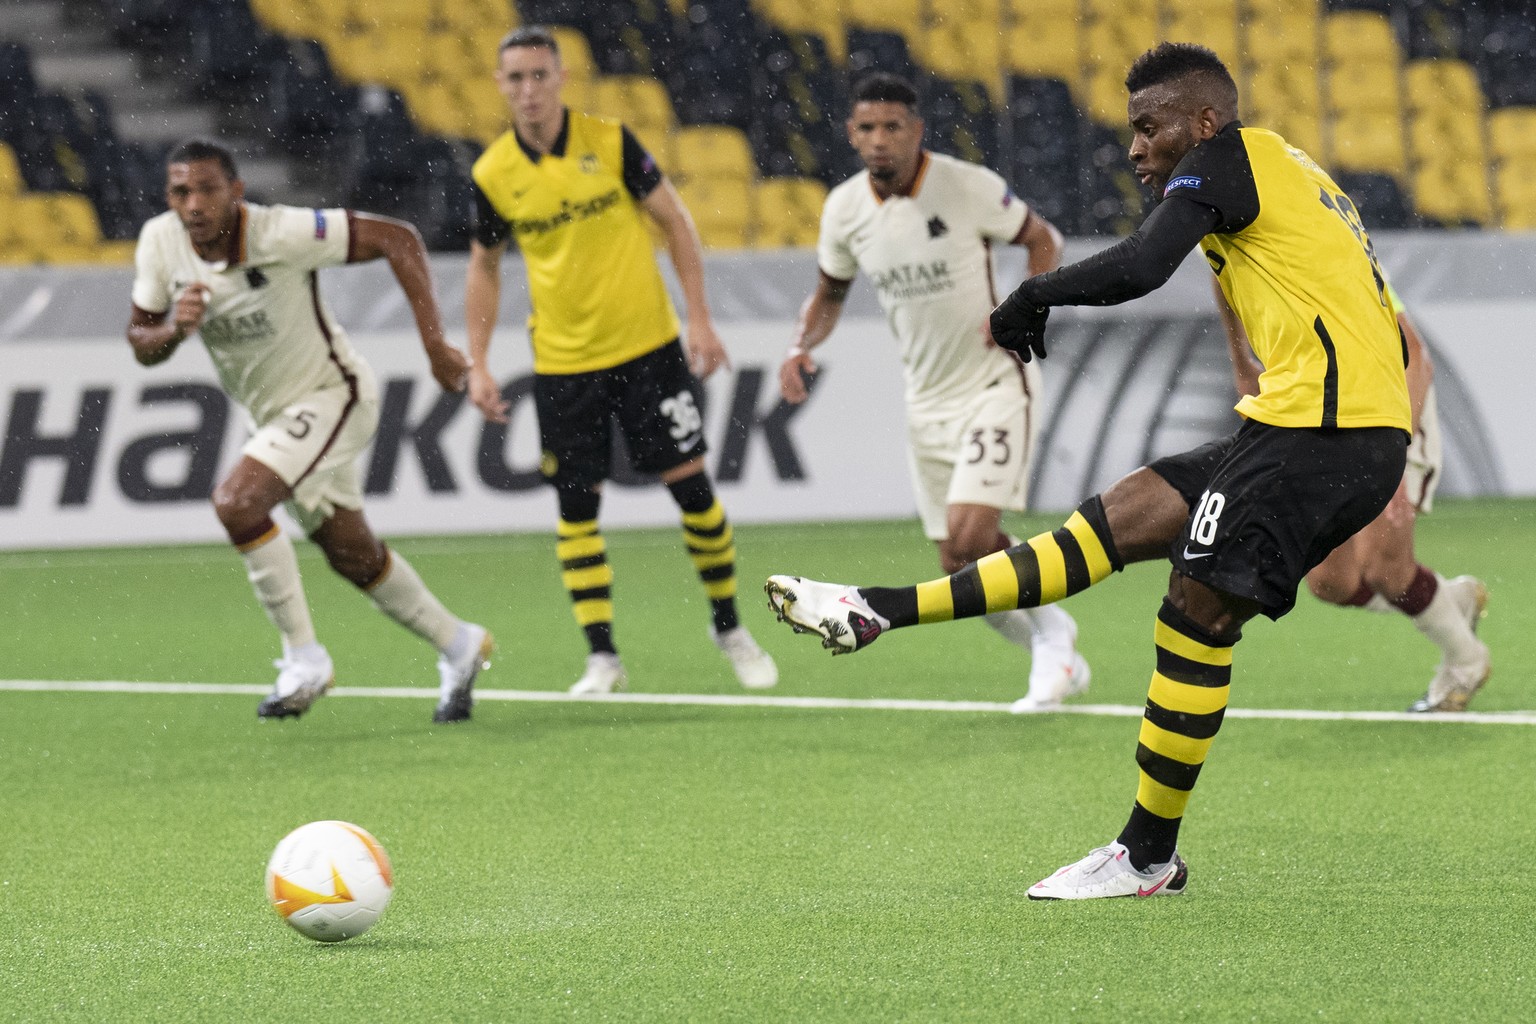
[172,284,209,339]
[467,365,510,424]
[779,346,818,404]
[989,293,1050,362]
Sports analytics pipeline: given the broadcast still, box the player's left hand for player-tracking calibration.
[428,344,471,392]
[685,320,731,380]
[989,294,1050,362]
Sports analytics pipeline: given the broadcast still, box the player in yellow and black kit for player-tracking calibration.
[466,26,776,695]
[765,43,1409,899]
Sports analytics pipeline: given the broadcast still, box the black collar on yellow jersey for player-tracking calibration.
[515,108,571,164]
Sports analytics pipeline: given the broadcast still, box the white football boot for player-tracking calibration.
[764,575,889,654]
[570,652,628,694]
[1028,841,1189,901]
[1409,575,1490,713]
[434,624,495,724]
[258,648,335,720]
[711,626,779,689]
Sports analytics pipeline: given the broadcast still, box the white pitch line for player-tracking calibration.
[2,679,1535,726]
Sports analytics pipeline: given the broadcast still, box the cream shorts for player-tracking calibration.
[907,371,1039,541]
[243,382,380,535]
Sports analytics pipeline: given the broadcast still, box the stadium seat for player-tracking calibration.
[0,142,23,198]
[673,125,757,182]
[551,27,598,84]
[1002,13,1081,85]
[1323,11,1401,66]
[1494,161,1536,229]
[678,176,752,248]
[1488,107,1536,163]
[588,76,675,137]
[754,175,826,248]
[1332,171,1414,230]
[1326,61,1402,118]
[841,0,922,36]
[1163,10,1241,70]
[1404,59,1483,115]
[919,22,1004,104]
[1412,161,1491,226]
[1329,110,1405,173]
[757,0,846,62]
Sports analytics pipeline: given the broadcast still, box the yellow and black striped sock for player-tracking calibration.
[1116,598,1236,870]
[681,497,739,633]
[861,495,1123,628]
[557,516,616,654]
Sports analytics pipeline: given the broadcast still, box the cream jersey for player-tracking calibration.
[131,203,371,429]
[818,151,1031,418]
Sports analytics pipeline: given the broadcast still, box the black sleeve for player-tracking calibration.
[620,126,663,200]
[1009,196,1221,308]
[472,182,510,248]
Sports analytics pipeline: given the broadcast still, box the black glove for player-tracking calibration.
[989,292,1050,362]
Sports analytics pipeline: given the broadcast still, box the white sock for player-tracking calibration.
[1411,573,1480,661]
[1363,594,1393,614]
[984,604,1077,651]
[241,527,317,650]
[366,549,461,652]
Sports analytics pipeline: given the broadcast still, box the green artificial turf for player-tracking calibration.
[2,499,1532,1022]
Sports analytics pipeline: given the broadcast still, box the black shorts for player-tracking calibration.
[1149,419,1407,619]
[533,340,707,489]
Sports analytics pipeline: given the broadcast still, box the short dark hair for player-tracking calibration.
[166,139,239,180]
[1125,42,1237,99]
[851,72,919,112]
[499,24,560,59]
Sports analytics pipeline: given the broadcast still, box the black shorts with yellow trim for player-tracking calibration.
[1149,419,1407,619]
[534,339,707,489]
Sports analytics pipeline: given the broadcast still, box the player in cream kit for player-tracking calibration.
[779,73,1089,709]
[127,139,493,723]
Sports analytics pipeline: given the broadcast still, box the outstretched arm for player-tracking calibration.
[349,212,468,392]
[642,179,729,379]
[781,271,851,404]
[1209,274,1263,398]
[990,196,1220,360]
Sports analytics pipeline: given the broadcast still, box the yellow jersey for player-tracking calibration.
[472,110,680,375]
[1168,123,1410,431]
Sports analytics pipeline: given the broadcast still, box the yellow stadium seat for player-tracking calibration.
[587,76,675,137]
[1328,110,1405,173]
[1413,162,1491,225]
[1163,12,1240,70]
[0,143,22,197]
[1488,107,1536,163]
[1323,11,1400,65]
[1404,59,1483,115]
[1494,161,1536,228]
[1083,14,1158,68]
[842,0,921,34]
[1247,62,1322,115]
[919,23,1004,102]
[1004,14,1081,83]
[2,193,99,264]
[1084,0,1155,20]
[248,0,321,37]
[673,125,756,183]
[759,0,846,62]
[1084,62,1134,125]
[1407,112,1485,167]
[754,176,826,248]
[90,240,138,265]
[1326,60,1402,117]
[550,27,596,83]
[679,178,753,249]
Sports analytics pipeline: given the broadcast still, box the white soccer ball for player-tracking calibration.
[265,820,394,942]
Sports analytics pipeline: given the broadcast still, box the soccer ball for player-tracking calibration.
[265,820,393,942]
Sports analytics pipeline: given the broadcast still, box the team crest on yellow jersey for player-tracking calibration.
[580,154,599,174]
[541,450,560,478]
